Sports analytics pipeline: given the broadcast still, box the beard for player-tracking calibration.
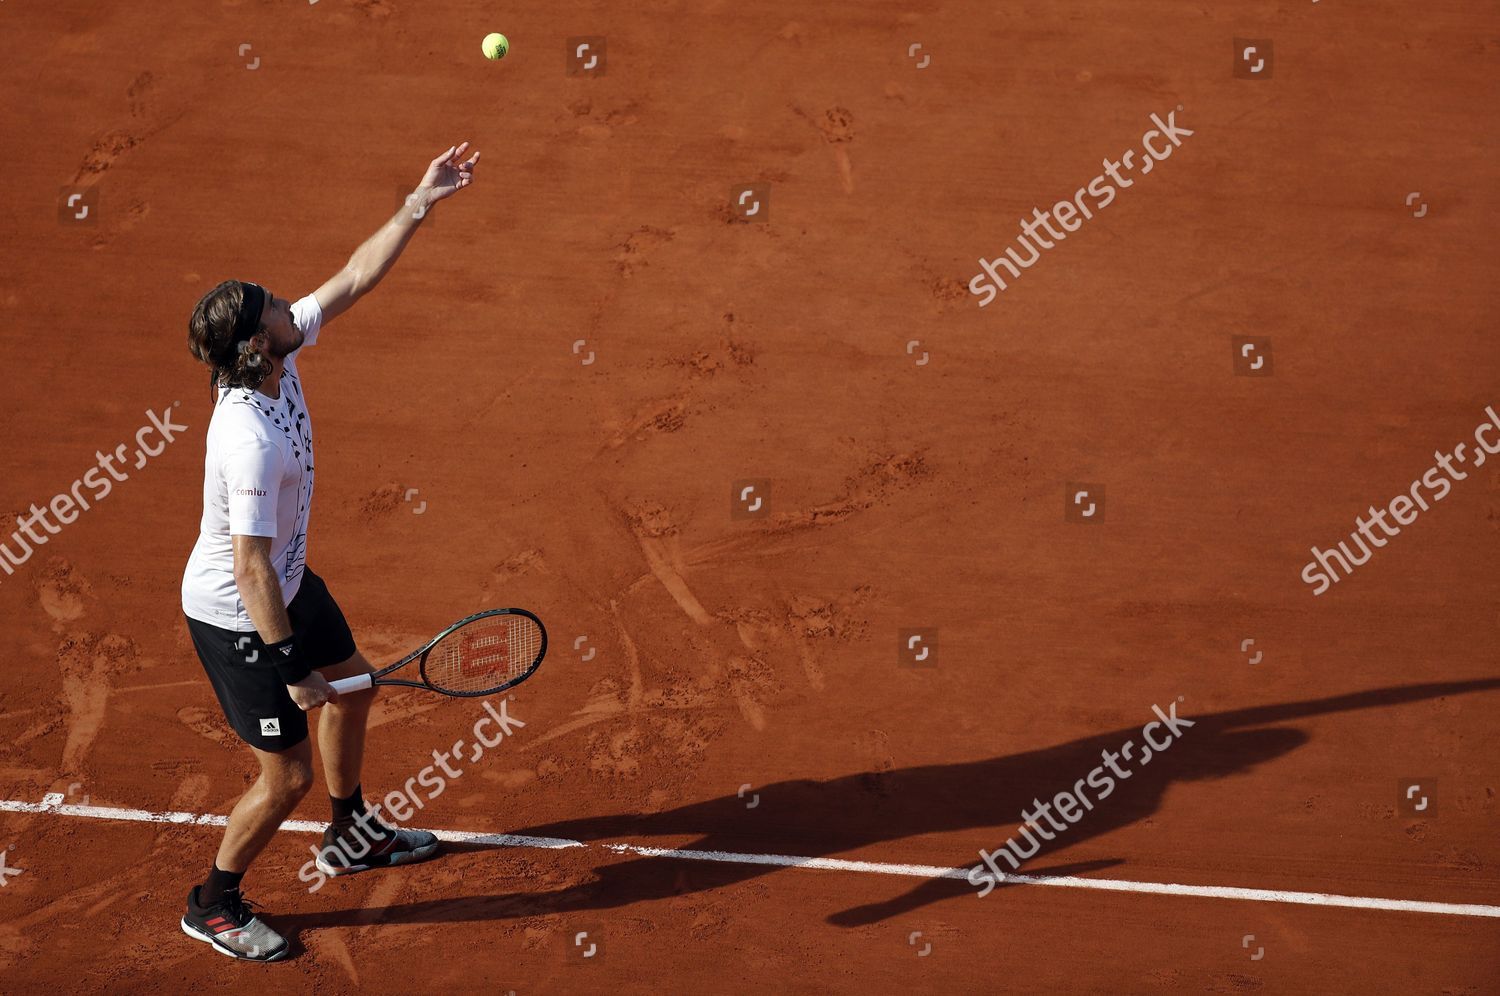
[269,324,305,359]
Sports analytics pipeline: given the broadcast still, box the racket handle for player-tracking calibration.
[330,673,374,694]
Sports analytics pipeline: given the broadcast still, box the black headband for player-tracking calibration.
[231,281,267,352]
[208,281,267,395]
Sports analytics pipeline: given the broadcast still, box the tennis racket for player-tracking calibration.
[329,608,547,697]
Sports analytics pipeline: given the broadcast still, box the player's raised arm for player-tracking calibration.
[314,142,481,325]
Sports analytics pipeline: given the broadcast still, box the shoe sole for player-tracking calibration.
[315,840,440,877]
[180,917,289,962]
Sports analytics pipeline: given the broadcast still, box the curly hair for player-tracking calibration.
[187,280,271,393]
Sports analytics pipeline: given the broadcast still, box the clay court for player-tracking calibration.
[2,0,1499,991]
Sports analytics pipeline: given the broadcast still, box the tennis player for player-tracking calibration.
[177,143,480,961]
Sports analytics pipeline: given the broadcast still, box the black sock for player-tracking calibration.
[330,784,367,832]
[201,865,244,906]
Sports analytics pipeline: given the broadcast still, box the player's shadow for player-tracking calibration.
[276,678,1499,940]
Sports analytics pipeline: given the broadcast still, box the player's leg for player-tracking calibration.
[183,743,309,962]
[182,615,314,961]
[316,649,378,798]
[289,569,440,875]
[213,739,316,871]
[313,646,438,874]
[283,568,370,804]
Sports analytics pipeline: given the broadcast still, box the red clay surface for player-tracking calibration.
[3,0,1499,992]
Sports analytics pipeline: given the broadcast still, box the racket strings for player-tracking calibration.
[424,614,543,695]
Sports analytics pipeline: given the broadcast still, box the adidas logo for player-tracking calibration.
[278,645,294,657]
[259,718,281,736]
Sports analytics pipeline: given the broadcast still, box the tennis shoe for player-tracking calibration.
[181,886,289,962]
[315,815,439,877]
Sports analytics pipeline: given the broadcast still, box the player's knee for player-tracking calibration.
[287,764,315,800]
[267,758,315,801]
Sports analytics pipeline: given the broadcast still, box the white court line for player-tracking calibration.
[4,794,1498,919]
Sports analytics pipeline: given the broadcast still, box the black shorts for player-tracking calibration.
[185,567,357,752]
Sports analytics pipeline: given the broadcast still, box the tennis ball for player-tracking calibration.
[482,33,509,60]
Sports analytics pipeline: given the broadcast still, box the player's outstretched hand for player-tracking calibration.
[287,671,340,711]
[419,142,480,203]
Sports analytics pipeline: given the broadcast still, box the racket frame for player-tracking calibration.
[328,608,547,697]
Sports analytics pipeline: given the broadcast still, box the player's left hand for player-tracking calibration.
[419,142,480,202]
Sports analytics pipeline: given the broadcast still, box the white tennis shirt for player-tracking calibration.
[181,294,322,630]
